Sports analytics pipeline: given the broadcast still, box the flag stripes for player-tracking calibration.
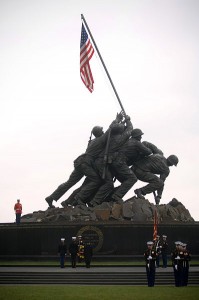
[80,23,94,92]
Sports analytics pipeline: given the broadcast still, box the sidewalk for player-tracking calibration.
[1,266,199,273]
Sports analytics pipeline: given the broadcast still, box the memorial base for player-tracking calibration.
[0,221,198,256]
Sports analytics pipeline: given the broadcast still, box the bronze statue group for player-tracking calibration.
[45,112,179,209]
[144,237,191,287]
[47,112,187,286]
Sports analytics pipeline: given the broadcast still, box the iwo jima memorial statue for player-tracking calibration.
[17,15,197,256]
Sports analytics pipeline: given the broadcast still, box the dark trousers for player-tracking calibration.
[173,265,183,286]
[85,257,92,268]
[146,266,156,287]
[91,158,114,204]
[16,213,21,225]
[75,163,102,202]
[156,255,159,267]
[111,161,137,198]
[182,266,189,286]
[70,254,77,268]
[49,168,84,201]
[162,253,168,268]
[134,168,164,195]
[60,255,65,268]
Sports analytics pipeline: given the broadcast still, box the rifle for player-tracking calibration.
[102,129,111,180]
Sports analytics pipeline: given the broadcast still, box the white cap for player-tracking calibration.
[175,241,181,245]
[162,235,167,238]
[147,241,154,245]
[72,237,76,240]
[61,238,65,241]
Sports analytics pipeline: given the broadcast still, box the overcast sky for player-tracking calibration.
[1,0,199,223]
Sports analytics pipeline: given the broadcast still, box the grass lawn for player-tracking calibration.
[0,285,198,300]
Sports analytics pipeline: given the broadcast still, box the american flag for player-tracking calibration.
[153,208,158,241]
[80,23,94,93]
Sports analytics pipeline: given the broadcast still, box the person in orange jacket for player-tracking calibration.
[14,199,22,225]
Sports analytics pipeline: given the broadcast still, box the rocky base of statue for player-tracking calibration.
[21,198,194,224]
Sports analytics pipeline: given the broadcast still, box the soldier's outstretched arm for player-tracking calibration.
[142,141,164,155]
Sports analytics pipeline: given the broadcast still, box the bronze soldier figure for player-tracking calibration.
[90,115,134,206]
[133,154,179,204]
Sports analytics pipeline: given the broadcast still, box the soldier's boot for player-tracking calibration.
[61,200,70,207]
[89,200,101,207]
[77,199,86,206]
[155,196,161,205]
[111,194,123,204]
[61,198,78,207]
[45,196,55,208]
[134,189,145,200]
[73,195,86,206]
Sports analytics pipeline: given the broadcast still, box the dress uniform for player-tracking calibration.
[69,237,79,268]
[153,235,161,268]
[14,199,22,225]
[58,238,67,268]
[144,241,157,287]
[161,235,168,268]
[182,243,191,286]
[171,241,184,286]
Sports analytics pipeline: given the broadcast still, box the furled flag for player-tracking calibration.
[80,23,94,92]
[153,208,158,241]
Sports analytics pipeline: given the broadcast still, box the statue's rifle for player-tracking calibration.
[102,129,111,180]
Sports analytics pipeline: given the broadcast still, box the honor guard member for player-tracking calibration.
[153,235,161,268]
[58,238,67,268]
[144,241,157,287]
[171,241,184,287]
[182,243,191,286]
[14,199,22,225]
[161,235,168,268]
[69,237,79,268]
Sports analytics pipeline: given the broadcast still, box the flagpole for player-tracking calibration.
[81,14,127,117]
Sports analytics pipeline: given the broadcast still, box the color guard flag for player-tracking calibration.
[80,23,94,92]
[153,209,158,241]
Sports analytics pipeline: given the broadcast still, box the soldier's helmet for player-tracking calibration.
[167,155,179,166]
[131,128,144,138]
[111,123,125,134]
[92,126,103,137]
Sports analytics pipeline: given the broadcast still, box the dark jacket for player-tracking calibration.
[58,243,67,256]
[69,242,79,255]
[84,244,93,259]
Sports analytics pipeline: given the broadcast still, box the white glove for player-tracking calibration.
[176,256,180,260]
[147,264,149,268]
[175,265,178,270]
[148,256,152,260]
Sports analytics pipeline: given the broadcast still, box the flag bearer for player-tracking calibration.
[144,241,157,287]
